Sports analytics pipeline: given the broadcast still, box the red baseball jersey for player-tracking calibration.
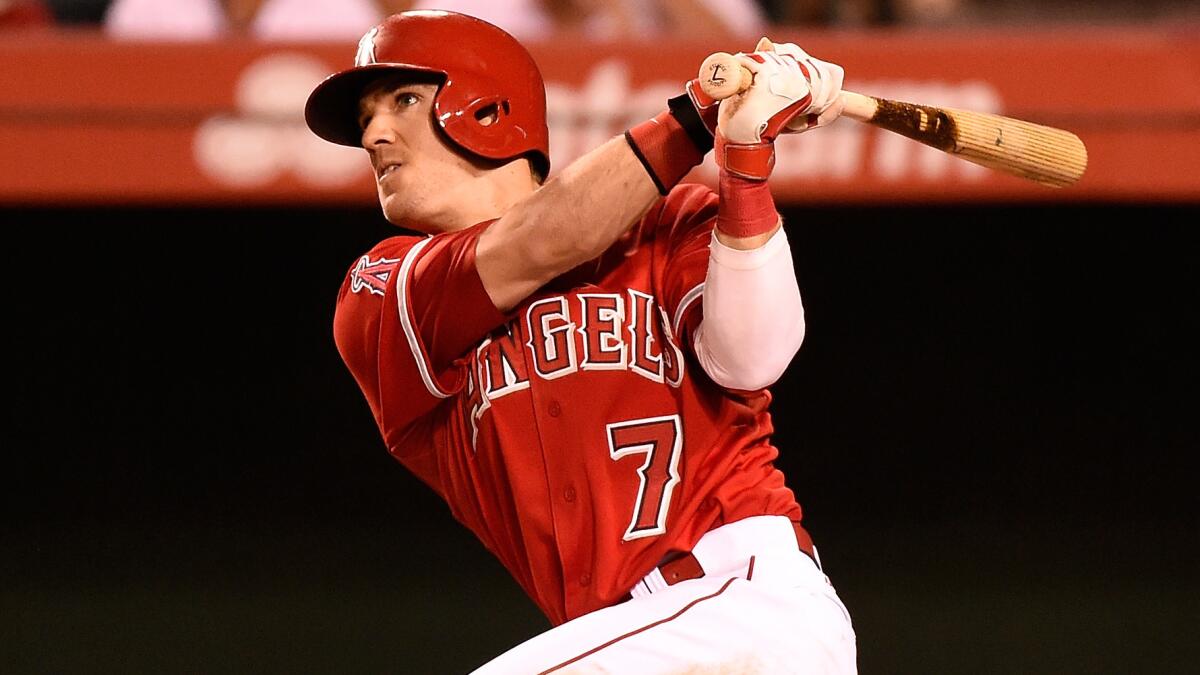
[334,184,803,625]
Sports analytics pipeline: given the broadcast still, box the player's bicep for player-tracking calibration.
[333,260,445,431]
[334,232,505,433]
[408,230,509,372]
[333,280,446,491]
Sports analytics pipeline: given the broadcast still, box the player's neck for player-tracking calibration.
[434,162,540,231]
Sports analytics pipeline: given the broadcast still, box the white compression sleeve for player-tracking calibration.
[692,227,805,390]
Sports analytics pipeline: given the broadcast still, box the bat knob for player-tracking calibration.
[698,52,746,101]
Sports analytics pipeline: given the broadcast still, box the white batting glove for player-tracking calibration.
[715,38,845,180]
[767,40,846,132]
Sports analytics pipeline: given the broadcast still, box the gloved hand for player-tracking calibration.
[715,38,845,180]
[767,39,846,133]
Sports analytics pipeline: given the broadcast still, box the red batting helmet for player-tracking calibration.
[305,10,550,177]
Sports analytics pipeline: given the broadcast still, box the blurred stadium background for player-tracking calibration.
[3,1,1198,673]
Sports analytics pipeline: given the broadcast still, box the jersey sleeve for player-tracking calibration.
[333,224,507,460]
[651,183,720,346]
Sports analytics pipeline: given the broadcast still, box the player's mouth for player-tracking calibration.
[376,162,402,183]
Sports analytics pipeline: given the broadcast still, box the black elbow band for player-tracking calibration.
[667,92,715,154]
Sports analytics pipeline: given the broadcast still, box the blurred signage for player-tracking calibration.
[1,28,1198,205]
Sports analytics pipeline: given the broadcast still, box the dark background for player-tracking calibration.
[4,203,1197,674]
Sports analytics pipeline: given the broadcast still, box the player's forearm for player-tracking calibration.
[514,135,660,265]
[690,36,846,387]
[476,136,659,312]
[694,163,802,390]
[477,82,714,313]
[693,228,805,390]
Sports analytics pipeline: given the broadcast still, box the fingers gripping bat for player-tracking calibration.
[699,52,1088,188]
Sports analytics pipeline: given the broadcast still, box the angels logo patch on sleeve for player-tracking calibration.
[351,255,400,296]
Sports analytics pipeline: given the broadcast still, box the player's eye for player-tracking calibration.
[358,114,372,131]
[395,91,420,107]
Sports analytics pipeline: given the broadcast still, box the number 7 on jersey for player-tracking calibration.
[607,414,683,541]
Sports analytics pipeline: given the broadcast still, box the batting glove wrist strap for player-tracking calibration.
[626,110,706,195]
[666,78,719,154]
[715,132,774,181]
[716,167,778,238]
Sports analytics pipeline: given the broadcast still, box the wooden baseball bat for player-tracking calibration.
[699,52,1088,188]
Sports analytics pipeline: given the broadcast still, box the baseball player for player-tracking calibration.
[305,10,856,673]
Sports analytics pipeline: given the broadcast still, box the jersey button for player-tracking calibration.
[548,400,562,417]
[564,486,576,502]
[579,572,591,586]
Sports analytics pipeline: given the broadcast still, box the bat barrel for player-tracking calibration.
[867,98,1088,188]
[947,106,1088,188]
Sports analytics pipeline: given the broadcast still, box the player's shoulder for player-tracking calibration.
[362,233,428,260]
[336,234,427,301]
[343,234,425,272]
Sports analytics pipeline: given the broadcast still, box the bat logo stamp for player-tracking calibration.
[707,62,727,87]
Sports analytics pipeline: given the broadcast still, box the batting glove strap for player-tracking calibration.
[626,110,706,195]
[668,78,719,152]
[715,132,774,182]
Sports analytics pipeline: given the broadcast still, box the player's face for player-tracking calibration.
[358,75,488,232]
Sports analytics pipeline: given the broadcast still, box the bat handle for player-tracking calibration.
[697,52,752,100]
[839,91,878,123]
[698,52,879,123]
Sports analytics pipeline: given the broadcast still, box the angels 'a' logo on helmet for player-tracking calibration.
[351,254,399,296]
[355,26,379,67]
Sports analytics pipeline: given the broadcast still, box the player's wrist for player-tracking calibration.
[625,110,707,195]
[716,164,779,239]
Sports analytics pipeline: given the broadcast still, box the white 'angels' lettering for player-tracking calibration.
[461,290,687,451]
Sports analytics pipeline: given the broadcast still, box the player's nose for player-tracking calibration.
[361,114,398,149]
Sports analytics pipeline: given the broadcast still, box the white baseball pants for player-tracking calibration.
[471,515,858,674]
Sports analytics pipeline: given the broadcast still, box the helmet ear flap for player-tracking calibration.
[464,96,511,128]
[443,95,529,157]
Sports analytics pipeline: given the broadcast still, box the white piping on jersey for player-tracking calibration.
[396,237,451,399]
[673,283,705,338]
